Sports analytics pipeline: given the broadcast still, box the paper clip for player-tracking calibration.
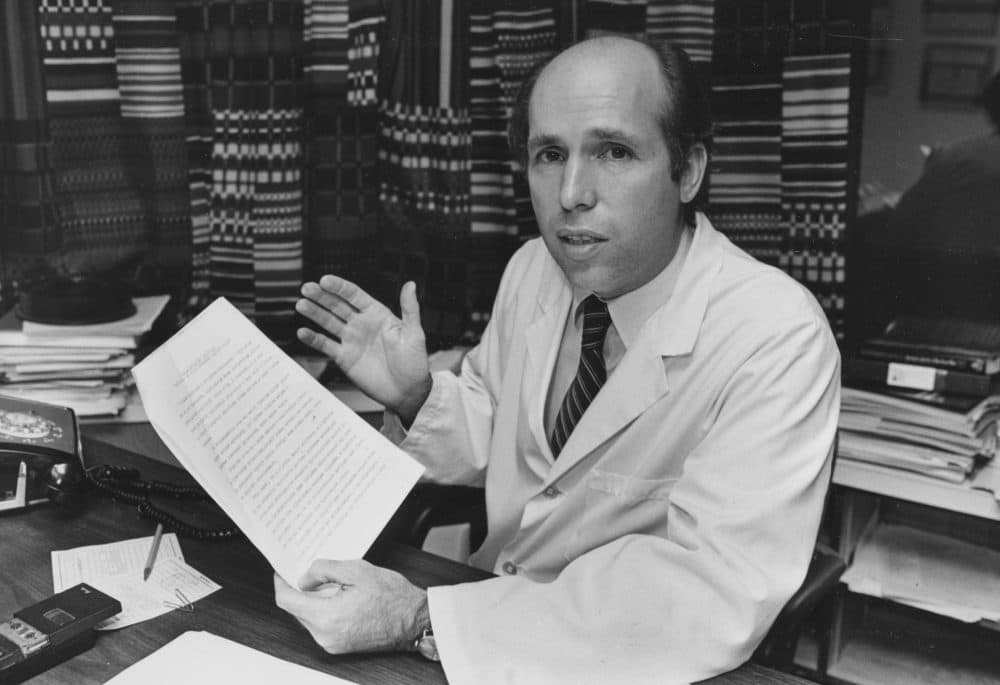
[163,588,194,612]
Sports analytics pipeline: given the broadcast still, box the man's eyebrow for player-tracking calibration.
[527,133,562,150]
[588,127,640,145]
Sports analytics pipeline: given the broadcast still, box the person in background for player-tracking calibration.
[886,69,1000,254]
[277,35,840,684]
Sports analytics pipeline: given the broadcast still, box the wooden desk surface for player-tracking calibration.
[0,429,816,685]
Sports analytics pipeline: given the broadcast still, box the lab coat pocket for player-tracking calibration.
[564,469,677,562]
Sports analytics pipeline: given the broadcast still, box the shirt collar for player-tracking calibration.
[572,225,694,349]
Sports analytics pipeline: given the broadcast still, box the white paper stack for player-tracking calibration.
[839,386,1000,483]
[0,295,169,417]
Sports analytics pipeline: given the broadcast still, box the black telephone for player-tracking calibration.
[0,394,239,537]
[0,395,85,512]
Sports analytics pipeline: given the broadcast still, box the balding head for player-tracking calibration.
[508,36,712,224]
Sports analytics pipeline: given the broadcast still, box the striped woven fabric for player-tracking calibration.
[35,0,190,295]
[0,0,59,264]
[780,53,850,341]
[300,0,380,290]
[37,0,130,273]
[377,0,474,346]
[469,1,558,241]
[647,0,715,63]
[111,1,191,287]
[175,1,305,343]
[709,65,783,265]
[347,0,381,107]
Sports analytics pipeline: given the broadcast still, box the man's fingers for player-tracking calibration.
[318,275,375,311]
[274,573,308,615]
[296,297,347,337]
[300,283,357,322]
[301,558,365,588]
[297,327,342,360]
[399,281,422,330]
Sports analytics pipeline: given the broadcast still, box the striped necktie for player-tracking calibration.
[549,295,612,458]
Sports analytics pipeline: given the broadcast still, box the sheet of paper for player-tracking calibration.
[51,534,221,629]
[106,630,358,684]
[842,523,1000,623]
[131,297,425,588]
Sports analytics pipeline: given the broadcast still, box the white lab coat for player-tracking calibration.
[387,214,841,684]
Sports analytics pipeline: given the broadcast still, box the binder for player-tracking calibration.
[845,357,997,397]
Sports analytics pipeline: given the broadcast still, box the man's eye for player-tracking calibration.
[535,149,564,164]
[602,145,634,161]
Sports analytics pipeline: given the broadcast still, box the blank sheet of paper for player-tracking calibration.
[105,631,357,684]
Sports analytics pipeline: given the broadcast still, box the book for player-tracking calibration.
[857,316,1000,375]
[131,297,424,589]
[845,357,996,397]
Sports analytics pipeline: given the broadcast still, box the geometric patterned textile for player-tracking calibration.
[377,0,473,347]
[301,0,380,290]
[781,53,849,340]
[549,295,612,458]
[709,65,783,265]
[175,1,305,343]
[465,1,560,337]
[0,0,59,273]
[36,0,191,293]
[647,0,715,63]
[468,0,559,239]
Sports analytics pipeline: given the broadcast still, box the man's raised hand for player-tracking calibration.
[296,276,432,424]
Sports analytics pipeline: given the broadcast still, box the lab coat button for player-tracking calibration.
[543,486,559,498]
[502,561,518,575]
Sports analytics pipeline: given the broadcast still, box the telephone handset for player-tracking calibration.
[0,395,85,512]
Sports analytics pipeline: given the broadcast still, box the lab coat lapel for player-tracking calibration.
[544,334,669,483]
[543,215,724,483]
[523,266,574,466]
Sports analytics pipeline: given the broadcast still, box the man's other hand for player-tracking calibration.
[296,276,432,423]
[274,559,430,654]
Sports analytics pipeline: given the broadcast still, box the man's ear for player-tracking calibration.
[679,144,707,204]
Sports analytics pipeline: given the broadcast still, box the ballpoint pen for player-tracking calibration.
[143,523,164,581]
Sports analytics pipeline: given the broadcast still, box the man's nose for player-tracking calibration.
[559,158,597,211]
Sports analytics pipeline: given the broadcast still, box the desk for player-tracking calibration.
[0,429,815,685]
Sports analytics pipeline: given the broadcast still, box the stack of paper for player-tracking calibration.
[839,386,1000,482]
[0,295,169,417]
[842,523,1000,623]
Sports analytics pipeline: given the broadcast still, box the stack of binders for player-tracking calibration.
[840,316,1000,483]
[0,296,169,418]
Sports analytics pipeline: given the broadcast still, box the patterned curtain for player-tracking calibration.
[0,0,60,297]
[3,0,860,346]
[175,1,306,342]
[711,0,861,342]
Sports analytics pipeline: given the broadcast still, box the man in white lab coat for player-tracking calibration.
[276,36,840,684]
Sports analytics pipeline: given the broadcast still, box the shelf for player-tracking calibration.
[834,458,1000,522]
[827,599,1000,685]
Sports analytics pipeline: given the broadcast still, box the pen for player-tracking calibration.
[143,523,164,581]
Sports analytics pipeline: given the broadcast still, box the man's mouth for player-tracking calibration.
[557,231,607,246]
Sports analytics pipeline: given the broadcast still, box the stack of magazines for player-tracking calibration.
[0,296,169,418]
[841,316,1000,483]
